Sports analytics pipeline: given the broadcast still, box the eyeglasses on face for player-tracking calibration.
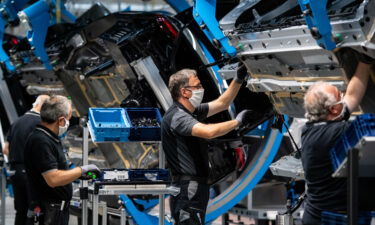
[184,85,203,89]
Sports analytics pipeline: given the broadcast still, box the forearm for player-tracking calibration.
[208,81,242,116]
[44,167,82,187]
[345,62,371,112]
[2,142,8,156]
[192,120,239,139]
[218,80,242,108]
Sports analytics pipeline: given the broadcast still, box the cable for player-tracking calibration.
[279,115,302,157]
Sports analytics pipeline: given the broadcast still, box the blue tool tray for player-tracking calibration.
[88,108,130,142]
[321,211,374,225]
[88,107,162,142]
[331,114,375,170]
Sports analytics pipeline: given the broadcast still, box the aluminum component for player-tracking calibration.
[246,79,345,92]
[218,62,239,80]
[269,155,305,180]
[68,34,86,48]
[25,85,65,95]
[130,56,173,111]
[218,0,375,117]
[220,0,261,32]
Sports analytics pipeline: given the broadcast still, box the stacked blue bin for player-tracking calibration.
[321,211,374,225]
[88,108,130,142]
[88,107,162,142]
[331,114,375,170]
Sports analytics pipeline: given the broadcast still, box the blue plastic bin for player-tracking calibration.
[331,114,375,170]
[88,108,130,142]
[124,108,162,141]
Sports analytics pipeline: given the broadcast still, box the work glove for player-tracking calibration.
[80,164,101,180]
[235,109,254,126]
[234,62,248,84]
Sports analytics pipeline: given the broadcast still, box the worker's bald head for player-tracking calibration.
[32,95,50,113]
[304,82,340,121]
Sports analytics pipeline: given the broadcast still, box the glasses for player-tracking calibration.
[184,85,203,89]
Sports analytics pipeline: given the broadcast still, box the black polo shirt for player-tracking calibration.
[161,101,209,178]
[301,119,375,223]
[7,111,41,167]
[24,125,72,202]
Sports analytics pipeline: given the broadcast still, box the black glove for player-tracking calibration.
[356,52,375,64]
[80,164,101,180]
[234,62,248,84]
[235,109,253,126]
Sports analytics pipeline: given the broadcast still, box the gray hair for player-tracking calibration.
[168,69,197,101]
[40,95,72,123]
[304,82,338,122]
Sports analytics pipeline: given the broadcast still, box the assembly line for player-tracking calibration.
[0,0,375,225]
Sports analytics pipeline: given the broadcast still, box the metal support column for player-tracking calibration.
[93,193,99,225]
[100,201,107,225]
[348,148,358,225]
[159,143,165,225]
[81,123,89,225]
[0,168,5,225]
[0,119,5,225]
[120,208,126,225]
[0,69,18,124]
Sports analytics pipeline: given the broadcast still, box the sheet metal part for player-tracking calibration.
[220,0,375,117]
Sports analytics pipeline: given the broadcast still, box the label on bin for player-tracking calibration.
[103,170,129,181]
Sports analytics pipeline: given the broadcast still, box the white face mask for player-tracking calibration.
[58,118,70,137]
[188,89,204,108]
[331,99,346,120]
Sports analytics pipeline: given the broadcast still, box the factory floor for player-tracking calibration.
[4,195,255,225]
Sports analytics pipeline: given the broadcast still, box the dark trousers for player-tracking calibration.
[10,166,32,225]
[170,180,209,225]
[28,201,70,225]
[302,210,320,225]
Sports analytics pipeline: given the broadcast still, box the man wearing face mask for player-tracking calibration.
[161,65,253,225]
[24,95,100,225]
[301,52,375,225]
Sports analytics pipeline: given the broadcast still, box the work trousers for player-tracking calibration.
[28,201,70,225]
[170,180,209,225]
[10,165,32,225]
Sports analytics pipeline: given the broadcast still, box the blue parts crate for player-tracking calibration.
[331,114,375,170]
[88,107,162,142]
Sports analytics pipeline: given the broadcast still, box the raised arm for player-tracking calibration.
[344,61,373,113]
[207,63,248,117]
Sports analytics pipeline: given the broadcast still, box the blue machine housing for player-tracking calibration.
[298,0,337,50]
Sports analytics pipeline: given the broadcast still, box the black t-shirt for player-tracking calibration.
[24,125,72,202]
[301,120,349,220]
[301,120,375,222]
[7,111,41,166]
[161,101,209,178]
